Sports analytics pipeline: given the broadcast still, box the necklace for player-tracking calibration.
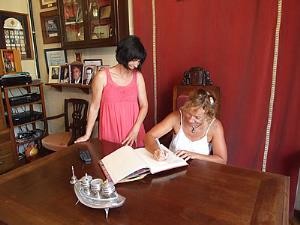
[191,126,196,133]
[191,124,201,133]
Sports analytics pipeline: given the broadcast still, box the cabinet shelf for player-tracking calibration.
[65,21,84,25]
[46,83,91,94]
[9,100,42,108]
[15,134,46,146]
[3,80,42,89]
[12,118,45,127]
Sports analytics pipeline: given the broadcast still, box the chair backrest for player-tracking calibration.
[64,98,89,144]
[173,85,221,118]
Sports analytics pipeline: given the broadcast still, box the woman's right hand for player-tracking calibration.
[153,149,168,161]
[74,134,90,143]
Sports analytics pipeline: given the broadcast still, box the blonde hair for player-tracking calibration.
[181,88,216,119]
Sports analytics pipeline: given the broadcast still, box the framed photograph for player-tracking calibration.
[70,63,83,84]
[82,65,96,85]
[48,65,60,83]
[0,49,22,74]
[59,64,70,83]
[83,59,103,66]
[0,10,33,59]
[40,10,60,44]
[40,0,57,9]
[44,48,67,73]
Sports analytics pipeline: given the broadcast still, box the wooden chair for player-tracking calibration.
[42,98,88,151]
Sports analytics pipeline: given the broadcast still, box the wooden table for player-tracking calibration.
[0,139,289,225]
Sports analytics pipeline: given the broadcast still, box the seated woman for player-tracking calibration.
[144,88,227,164]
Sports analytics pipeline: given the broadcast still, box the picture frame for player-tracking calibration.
[40,0,57,9]
[70,63,83,84]
[82,65,96,85]
[40,10,60,44]
[0,10,34,59]
[44,48,67,73]
[59,64,70,83]
[48,65,60,83]
[83,59,103,66]
[0,49,22,75]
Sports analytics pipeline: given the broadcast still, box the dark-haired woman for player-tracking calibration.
[144,89,227,164]
[76,35,148,147]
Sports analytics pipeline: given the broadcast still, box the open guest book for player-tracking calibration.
[99,145,188,184]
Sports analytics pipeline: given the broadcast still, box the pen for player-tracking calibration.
[155,138,166,157]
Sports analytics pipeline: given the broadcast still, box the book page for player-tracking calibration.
[135,146,188,174]
[100,145,148,184]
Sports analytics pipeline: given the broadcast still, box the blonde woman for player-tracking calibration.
[144,88,227,164]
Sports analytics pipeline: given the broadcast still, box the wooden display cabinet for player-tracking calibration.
[57,0,129,49]
[1,81,47,162]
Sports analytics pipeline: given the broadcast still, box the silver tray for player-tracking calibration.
[73,181,126,209]
[70,169,125,218]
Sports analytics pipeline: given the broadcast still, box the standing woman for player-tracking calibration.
[76,35,148,147]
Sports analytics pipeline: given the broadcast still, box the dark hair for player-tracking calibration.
[116,35,147,70]
[182,88,216,119]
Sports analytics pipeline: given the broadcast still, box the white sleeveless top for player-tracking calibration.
[169,110,215,155]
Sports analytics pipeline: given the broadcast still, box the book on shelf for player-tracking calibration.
[99,145,188,184]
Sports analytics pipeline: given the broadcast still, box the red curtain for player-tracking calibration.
[266,0,300,211]
[133,0,300,211]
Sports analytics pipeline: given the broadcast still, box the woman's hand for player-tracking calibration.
[74,134,90,143]
[175,150,197,161]
[153,149,168,161]
[122,127,139,146]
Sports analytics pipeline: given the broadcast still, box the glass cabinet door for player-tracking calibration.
[62,0,85,42]
[58,0,128,48]
[88,0,113,40]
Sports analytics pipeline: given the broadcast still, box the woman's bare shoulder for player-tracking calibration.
[92,69,107,87]
[165,111,181,125]
[210,118,224,132]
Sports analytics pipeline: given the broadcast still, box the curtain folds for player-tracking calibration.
[133,0,300,211]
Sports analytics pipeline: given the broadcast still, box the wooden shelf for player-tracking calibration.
[1,80,42,90]
[12,118,45,127]
[45,83,91,94]
[2,82,47,165]
[10,100,43,108]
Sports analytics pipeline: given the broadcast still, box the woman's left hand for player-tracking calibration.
[175,150,197,161]
[122,127,139,146]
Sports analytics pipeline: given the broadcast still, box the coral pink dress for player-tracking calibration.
[99,68,145,147]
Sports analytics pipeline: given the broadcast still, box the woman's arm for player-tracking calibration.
[144,111,179,159]
[75,70,106,143]
[122,72,148,146]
